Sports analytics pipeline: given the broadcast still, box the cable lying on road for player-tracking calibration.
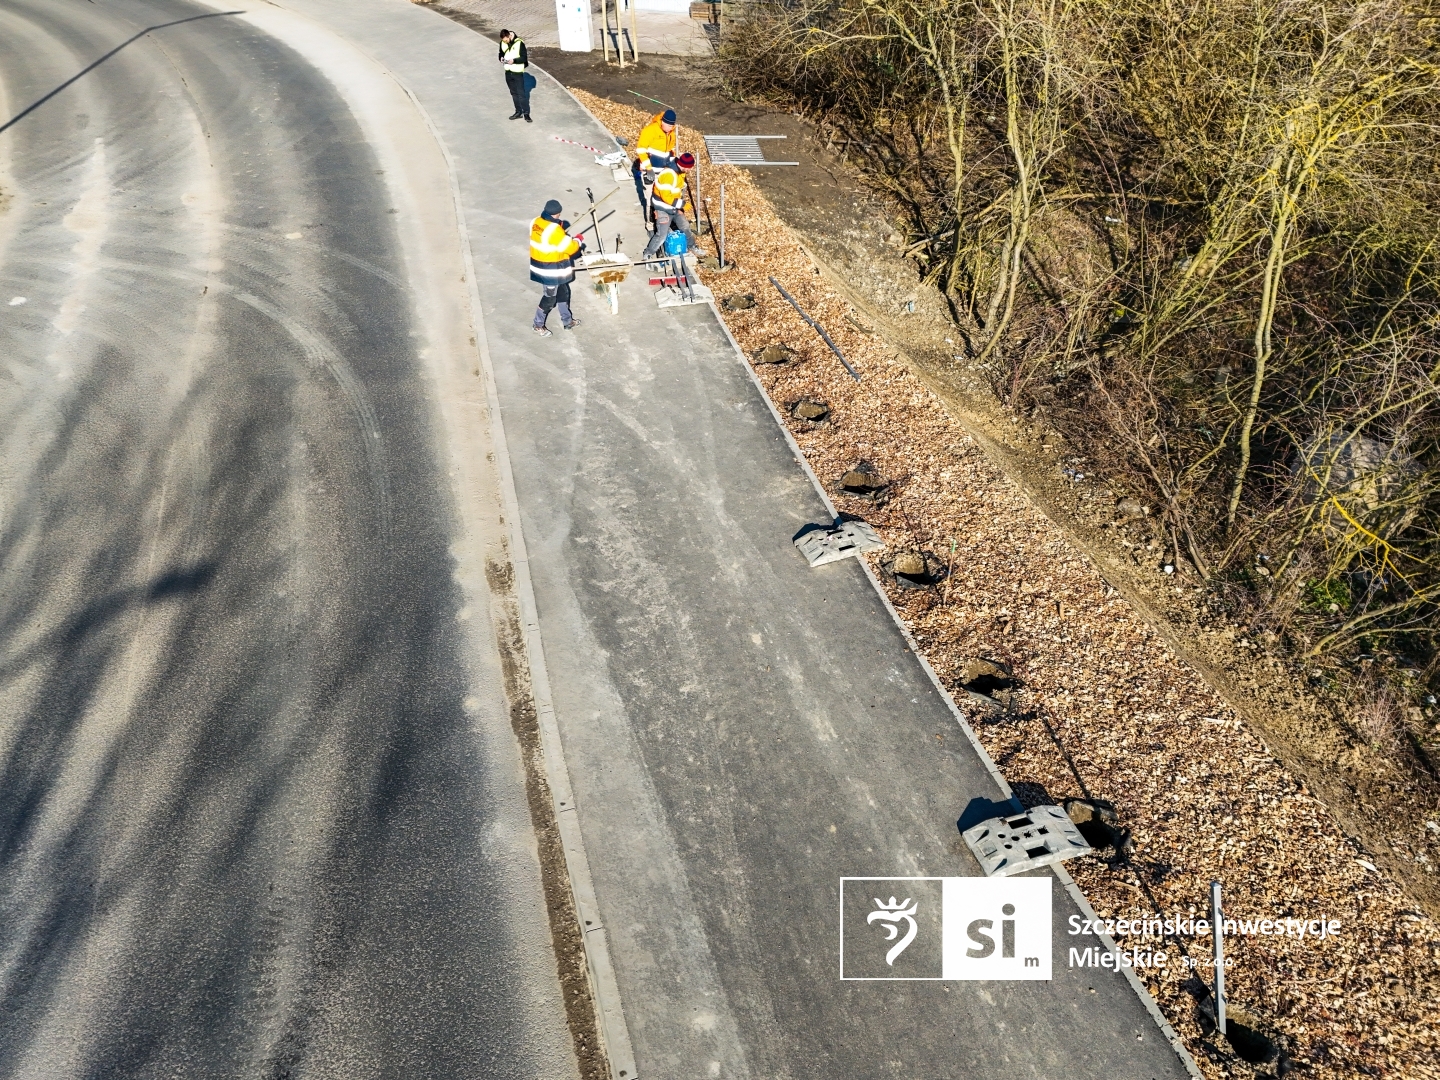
[770,276,861,382]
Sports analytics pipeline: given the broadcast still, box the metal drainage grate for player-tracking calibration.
[703,135,799,166]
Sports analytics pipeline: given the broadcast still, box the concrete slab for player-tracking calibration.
[264,2,1199,1077]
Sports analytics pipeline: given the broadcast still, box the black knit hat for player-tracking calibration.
[541,199,563,220]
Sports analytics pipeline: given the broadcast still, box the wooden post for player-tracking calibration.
[628,0,640,62]
[601,0,610,63]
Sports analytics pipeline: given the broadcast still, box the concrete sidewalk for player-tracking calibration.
[269,2,1197,1077]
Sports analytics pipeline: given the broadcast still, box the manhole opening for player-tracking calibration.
[1194,996,1285,1070]
[838,466,889,499]
[755,343,795,366]
[1062,797,1133,854]
[886,551,948,587]
[965,672,1017,694]
[791,397,830,422]
[958,658,1020,701]
[1225,1012,1281,1066]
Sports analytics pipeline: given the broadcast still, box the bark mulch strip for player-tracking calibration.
[570,87,1440,1080]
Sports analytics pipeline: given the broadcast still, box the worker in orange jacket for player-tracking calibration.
[632,108,677,218]
[529,200,582,336]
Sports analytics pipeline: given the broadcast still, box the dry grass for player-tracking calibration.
[574,85,1440,1080]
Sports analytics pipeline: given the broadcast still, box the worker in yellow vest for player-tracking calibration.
[642,153,700,259]
[632,108,677,216]
[529,200,582,336]
[499,30,531,122]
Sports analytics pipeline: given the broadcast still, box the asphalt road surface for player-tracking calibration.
[0,2,576,1077]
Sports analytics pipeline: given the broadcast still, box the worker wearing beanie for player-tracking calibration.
[529,200,582,336]
[643,152,701,259]
[499,30,531,122]
[632,108,678,218]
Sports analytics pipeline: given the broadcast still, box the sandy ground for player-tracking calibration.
[573,87,1440,1080]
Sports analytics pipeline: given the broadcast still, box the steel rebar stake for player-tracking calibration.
[1211,880,1226,1036]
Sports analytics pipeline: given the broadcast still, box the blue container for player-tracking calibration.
[663,229,688,255]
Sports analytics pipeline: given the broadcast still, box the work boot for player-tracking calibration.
[509,111,523,120]
[525,115,533,123]
[563,317,582,330]
[533,325,552,337]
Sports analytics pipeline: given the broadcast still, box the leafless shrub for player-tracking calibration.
[723,0,1440,671]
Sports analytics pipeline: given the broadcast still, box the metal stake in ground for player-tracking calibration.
[769,276,861,382]
[677,252,695,302]
[699,196,719,253]
[1211,880,1227,1036]
[585,187,604,256]
[719,183,726,268]
[943,537,957,603]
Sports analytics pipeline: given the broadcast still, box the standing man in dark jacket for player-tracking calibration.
[499,30,532,122]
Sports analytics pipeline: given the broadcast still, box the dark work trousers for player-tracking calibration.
[631,159,650,219]
[505,71,530,117]
[643,206,699,258]
[534,282,574,328]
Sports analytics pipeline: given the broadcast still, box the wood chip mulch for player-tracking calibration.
[569,87,1440,1080]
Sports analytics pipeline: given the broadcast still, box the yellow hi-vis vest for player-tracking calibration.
[650,169,687,212]
[635,113,676,172]
[502,37,526,72]
[529,217,579,284]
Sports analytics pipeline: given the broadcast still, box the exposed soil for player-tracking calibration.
[485,554,609,1080]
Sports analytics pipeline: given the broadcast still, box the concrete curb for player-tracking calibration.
[377,35,641,1080]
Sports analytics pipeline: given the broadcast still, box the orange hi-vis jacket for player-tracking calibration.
[650,168,687,213]
[635,112,677,173]
[529,216,580,284]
